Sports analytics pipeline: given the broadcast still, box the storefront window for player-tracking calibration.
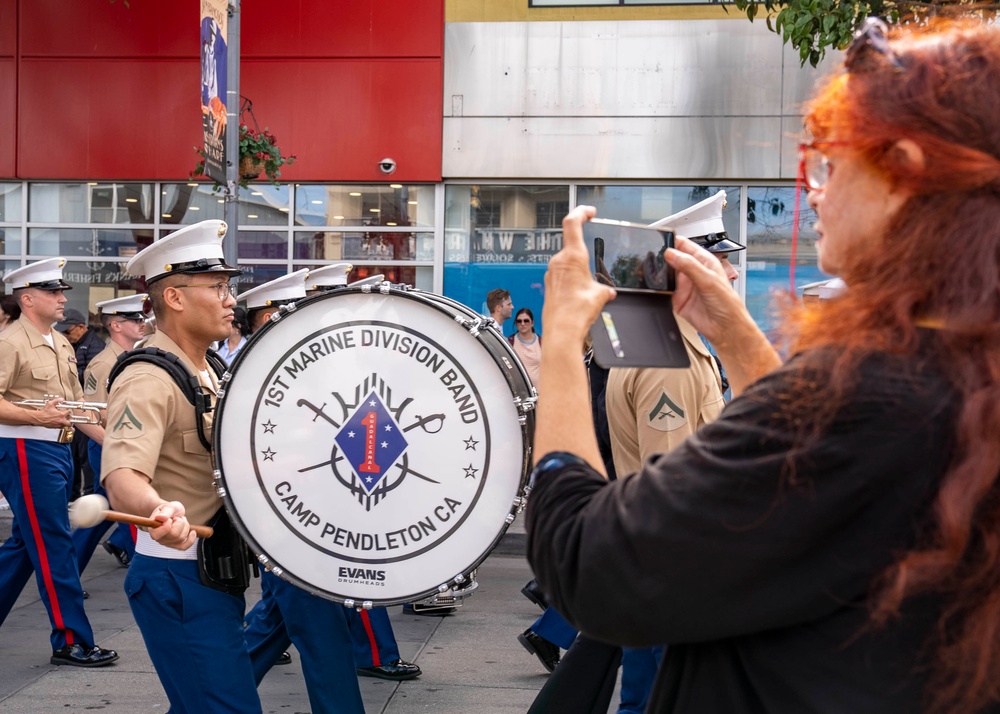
[444,184,569,333]
[1,228,22,256]
[57,260,146,321]
[27,227,151,260]
[294,185,435,229]
[292,230,432,262]
[0,184,22,222]
[29,183,155,224]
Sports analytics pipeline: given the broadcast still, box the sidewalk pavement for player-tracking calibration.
[0,509,622,713]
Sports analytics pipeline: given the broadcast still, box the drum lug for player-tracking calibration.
[219,371,232,385]
[514,395,538,424]
[217,387,226,400]
[512,495,527,514]
[504,512,516,525]
[212,470,225,497]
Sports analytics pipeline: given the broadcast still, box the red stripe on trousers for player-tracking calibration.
[359,609,380,667]
[16,439,73,645]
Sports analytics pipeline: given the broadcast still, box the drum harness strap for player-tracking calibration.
[106,347,227,452]
[106,347,255,595]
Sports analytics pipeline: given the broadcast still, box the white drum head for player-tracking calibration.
[215,288,531,605]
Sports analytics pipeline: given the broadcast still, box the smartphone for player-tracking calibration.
[584,219,676,293]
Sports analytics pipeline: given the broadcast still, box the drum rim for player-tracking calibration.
[213,284,534,606]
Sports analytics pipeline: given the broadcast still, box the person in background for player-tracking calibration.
[215,305,250,366]
[526,18,1000,714]
[73,294,148,571]
[485,288,513,332]
[55,308,106,500]
[0,258,116,667]
[508,307,541,387]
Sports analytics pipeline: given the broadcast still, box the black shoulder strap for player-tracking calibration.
[205,348,228,380]
[107,347,216,452]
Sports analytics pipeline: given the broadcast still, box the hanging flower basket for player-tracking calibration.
[239,156,265,180]
[191,109,297,190]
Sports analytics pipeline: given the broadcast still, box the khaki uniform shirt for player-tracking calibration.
[607,316,725,475]
[0,315,83,406]
[82,341,125,402]
[100,331,221,526]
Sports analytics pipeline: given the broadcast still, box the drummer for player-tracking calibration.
[303,263,423,682]
[239,269,367,714]
[101,220,262,713]
[0,257,117,668]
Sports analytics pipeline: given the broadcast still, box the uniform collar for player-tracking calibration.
[17,314,63,349]
[145,331,219,394]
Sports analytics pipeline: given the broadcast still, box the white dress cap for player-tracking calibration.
[2,257,72,291]
[800,277,847,299]
[239,268,309,310]
[649,190,745,253]
[306,262,353,291]
[126,220,239,284]
[96,293,149,318]
[347,274,386,288]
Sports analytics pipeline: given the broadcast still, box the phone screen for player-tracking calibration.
[584,219,676,293]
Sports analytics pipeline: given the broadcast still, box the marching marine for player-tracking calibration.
[0,257,118,667]
[101,221,261,713]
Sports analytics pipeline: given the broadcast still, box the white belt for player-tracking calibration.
[0,424,69,443]
[135,529,200,560]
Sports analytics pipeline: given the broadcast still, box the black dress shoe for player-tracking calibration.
[276,651,292,665]
[51,644,119,668]
[521,579,549,611]
[356,658,422,681]
[102,540,131,567]
[518,628,559,673]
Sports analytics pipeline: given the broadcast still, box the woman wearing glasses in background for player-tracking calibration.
[526,18,1000,714]
[508,308,542,387]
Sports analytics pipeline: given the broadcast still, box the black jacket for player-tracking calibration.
[527,347,963,713]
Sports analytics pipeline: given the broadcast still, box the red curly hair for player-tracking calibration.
[783,18,1000,714]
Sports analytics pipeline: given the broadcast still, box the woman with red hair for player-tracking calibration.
[527,17,1000,714]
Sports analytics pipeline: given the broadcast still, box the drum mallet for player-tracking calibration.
[69,494,214,538]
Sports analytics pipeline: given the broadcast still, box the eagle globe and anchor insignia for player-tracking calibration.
[223,295,526,604]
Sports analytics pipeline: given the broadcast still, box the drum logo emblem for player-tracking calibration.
[334,390,408,493]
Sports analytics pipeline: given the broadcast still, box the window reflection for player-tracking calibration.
[30,183,155,224]
[28,228,151,260]
[1,228,21,256]
[744,186,826,334]
[293,231,432,262]
[294,185,435,228]
[0,184,22,222]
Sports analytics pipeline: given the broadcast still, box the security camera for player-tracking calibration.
[378,158,397,175]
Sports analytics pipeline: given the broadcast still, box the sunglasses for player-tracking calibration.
[515,318,532,324]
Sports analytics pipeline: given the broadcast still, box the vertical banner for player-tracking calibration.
[200,0,229,184]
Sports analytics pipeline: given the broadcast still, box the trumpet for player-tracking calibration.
[14,398,107,425]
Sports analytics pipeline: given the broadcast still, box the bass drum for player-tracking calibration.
[214,284,535,607]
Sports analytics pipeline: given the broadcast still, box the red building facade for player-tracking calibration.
[1,0,444,183]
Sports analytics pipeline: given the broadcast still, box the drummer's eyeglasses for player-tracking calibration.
[798,141,850,191]
[845,17,905,73]
[174,282,238,301]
